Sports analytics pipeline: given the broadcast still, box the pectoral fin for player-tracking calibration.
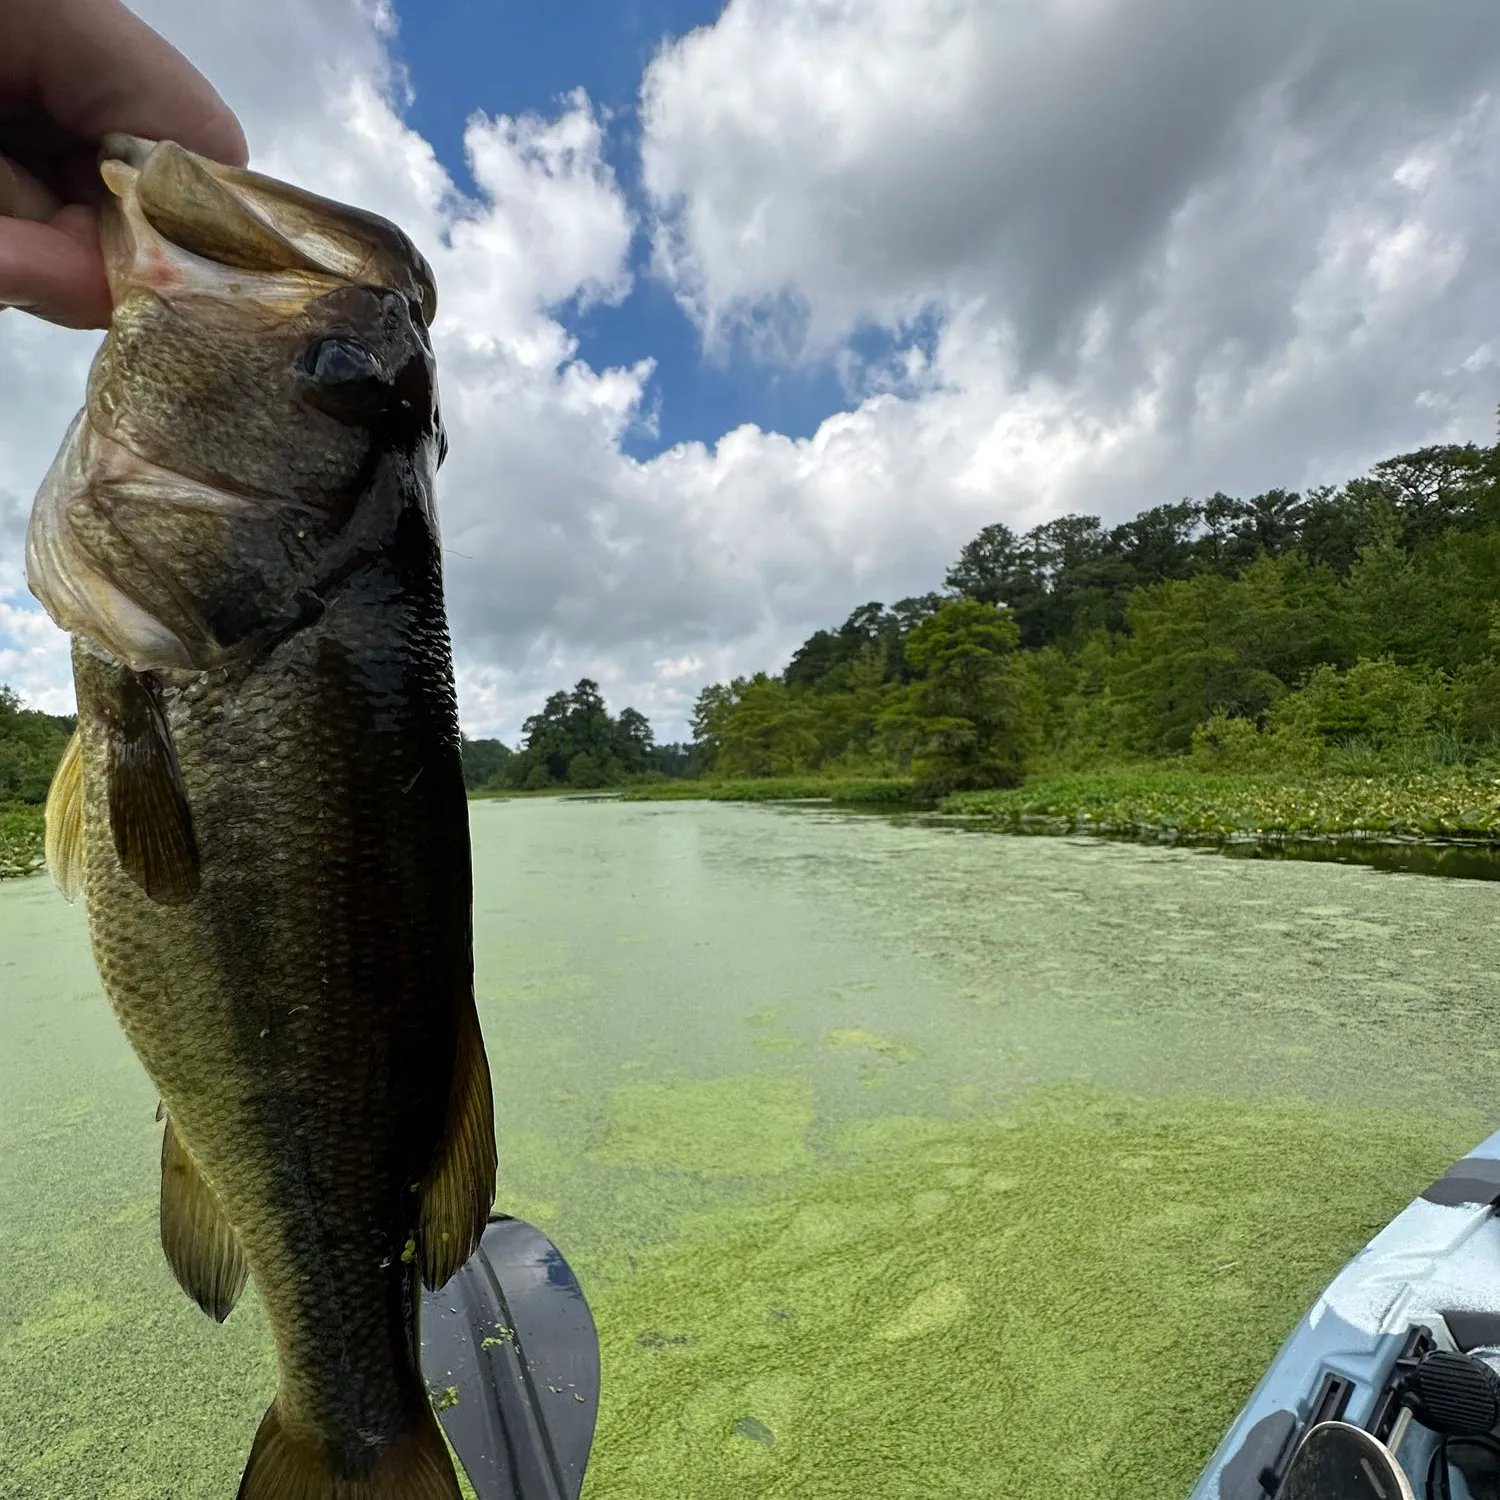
[43,729,86,900]
[160,1115,248,1322]
[106,670,200,904]
[419,999,497,1291]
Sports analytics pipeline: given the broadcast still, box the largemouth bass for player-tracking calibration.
[26,135,495,1500]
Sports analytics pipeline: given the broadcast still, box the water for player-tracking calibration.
[3,799,1499,1498]
[1215,836,1500,881]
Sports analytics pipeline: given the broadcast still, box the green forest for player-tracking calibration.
[7,429,1500,868]
[462,679,694,792]
[685,436,1500,797]
[0,687,75,876]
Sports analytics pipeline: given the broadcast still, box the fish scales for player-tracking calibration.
[29,135,495,1500]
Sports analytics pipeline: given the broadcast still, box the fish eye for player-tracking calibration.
[305,336,385,389]
[301,337,391,422]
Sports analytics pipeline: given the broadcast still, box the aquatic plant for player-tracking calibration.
[0,806,44,879]
[947,765,1500,840]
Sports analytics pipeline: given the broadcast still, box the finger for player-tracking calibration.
[0,124,109,207]
[0,152,63,221]
[3,0,248,168]
[0,208,112,329]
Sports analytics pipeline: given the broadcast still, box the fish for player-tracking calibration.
[27,134,495,1500]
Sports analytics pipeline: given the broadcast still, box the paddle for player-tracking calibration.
[420,1214,601,1500]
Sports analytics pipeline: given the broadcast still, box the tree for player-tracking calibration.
[520,690,573,783]
[564,680,614,767]
[0,685,75,805]
[1109,500,1203,585]
[647,742,695,778]
[509,682,668,787]
[717,675,821,777]
[945,521,1030,610]
[885,599,1040,795]
[1108,555,1346,752]
[686,430,1500,780]
[1370,443,1500,543]
[1297,485,1367,577]
[613,706,655,777]
[1236,488,1304,559]
[567,751,606,788]
[460,736,513,791]
[948,515,1120,649]
[690,682,739,771]
[1268,658,1457,750]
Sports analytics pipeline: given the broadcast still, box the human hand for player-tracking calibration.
[0,0,246,329]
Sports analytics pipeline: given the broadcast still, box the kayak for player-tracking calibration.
[1189,1128,1500,1500]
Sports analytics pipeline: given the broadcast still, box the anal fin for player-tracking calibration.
[236,1398,461,1500]
[160,1115,248,1322]
[419,998,497,1291]
[44,728,86,899]
[106,668,200,905]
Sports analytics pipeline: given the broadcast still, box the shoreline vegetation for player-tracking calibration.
[9,434,1500,875]
[13,761,1500,883]
[0,807,45,880]
[623,764,1500,842]
[458,434,1500,853]
[476,761,1500,846]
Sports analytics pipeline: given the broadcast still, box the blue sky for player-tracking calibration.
[389,0,855,460]
[4,0,1498,738]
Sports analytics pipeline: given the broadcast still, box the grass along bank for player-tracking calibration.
[615,776,921,807]
[608,762,1500,844]
[12,765,1500,884]
[615,761,1500,843]
[949,764,1500,841]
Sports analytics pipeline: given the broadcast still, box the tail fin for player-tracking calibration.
[235,1399,461,1500]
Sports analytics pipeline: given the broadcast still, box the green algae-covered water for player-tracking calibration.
[3,798,1499,1497]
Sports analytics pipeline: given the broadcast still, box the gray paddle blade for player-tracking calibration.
[419,1214,600,1500]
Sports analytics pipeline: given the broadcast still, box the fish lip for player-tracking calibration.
[95,137,439,327]
[98,133,156,171]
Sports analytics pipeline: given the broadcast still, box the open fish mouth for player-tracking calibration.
[25,138,444,674]
[95,132,436,327]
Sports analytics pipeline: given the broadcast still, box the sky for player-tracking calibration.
[2,0,1499,743]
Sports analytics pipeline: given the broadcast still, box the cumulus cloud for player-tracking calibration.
[2,0,1498,743]
[0,318,103,713]
[641,0,1500,370]
[1,0,657,734]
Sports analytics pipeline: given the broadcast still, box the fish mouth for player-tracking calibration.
[95,134,437,327]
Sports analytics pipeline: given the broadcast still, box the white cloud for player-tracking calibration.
[2,0,1499,748]
[640,0,1500,366]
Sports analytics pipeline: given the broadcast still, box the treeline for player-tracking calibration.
[463,678,692,792]
[0,674,688,806]
[0,687,75,806]
[690,438,1500,791]
[9,437,1500,807]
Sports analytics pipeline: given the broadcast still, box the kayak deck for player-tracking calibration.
[1190,1128,1500,1500]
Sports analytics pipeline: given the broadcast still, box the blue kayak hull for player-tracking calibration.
[1189,1128,1500,1500]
